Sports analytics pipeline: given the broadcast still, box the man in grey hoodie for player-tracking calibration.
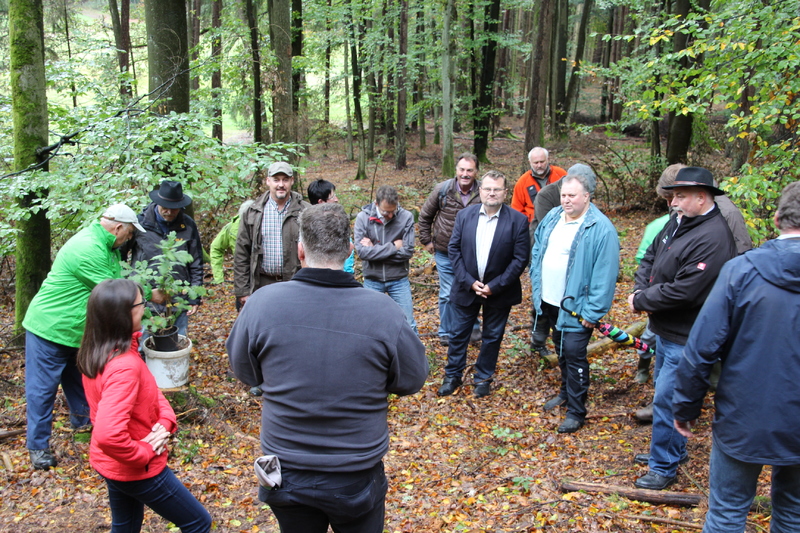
[354,185,418,332]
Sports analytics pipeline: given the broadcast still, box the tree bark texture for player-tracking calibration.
[560,480,703,507]
[10,0,52,339]
[441,0,455,178]
[244,0,263,144]
[108,0,132,97]
[472,0,500,162]
[269,0,295,144]
[145,0,189,113]
[347,7,367,180]
[211,0,223,141]
[523,0,553,162]
[395,0,408,170]
[565,0,594,126]
[549,0,568,135]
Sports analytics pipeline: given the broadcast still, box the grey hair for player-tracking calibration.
[657,164,685,199]
[566,164,597,194]
[776,181,800,232]
[456,152,479,170]
[298,203,351,267]
[562,173,591,195]
[528,147,548,161]
[375,185,399,206]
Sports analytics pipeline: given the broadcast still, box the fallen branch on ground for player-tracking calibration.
[560,479,703,507]
[621,514,703,529]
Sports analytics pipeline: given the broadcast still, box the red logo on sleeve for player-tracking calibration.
[697,262,707,270]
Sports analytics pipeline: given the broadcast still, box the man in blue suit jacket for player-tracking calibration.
[437,170,530,398]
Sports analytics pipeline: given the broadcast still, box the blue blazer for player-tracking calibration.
[448,203,530,308]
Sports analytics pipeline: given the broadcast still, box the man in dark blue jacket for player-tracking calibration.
[437,170,530,398]
[672,181,800,533]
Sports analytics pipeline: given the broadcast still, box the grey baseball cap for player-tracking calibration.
[268,162,294,177]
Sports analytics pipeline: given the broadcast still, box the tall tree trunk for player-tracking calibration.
[324,0,332,125]
[523,0,554,159]
[61,0,78,107]
[244,0,263,143]
[395,0,408,169]
[10,0,51,339]
[145,0,189,113]
[344,42,354,161]
[211,0,222,141]
[549,0,568,135]
[268,0,295,144]
[472,0,500,162]
[190,0,202,91]
[108,0,131,97]
[441,0,455,178]
[666,0,710,164]
[565,0,593,126]
[347,8,367,179]
[291,0,305,145]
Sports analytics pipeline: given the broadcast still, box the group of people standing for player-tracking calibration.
[19,148,800,533]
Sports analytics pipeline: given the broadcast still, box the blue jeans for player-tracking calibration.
[703,439,800,533]
[363,277,417,333]
[435,251,454,338]
[103,466,211,533]
[259,461,387,533]
[444,301,511,383]
[648,335,687,477]
[25,331,90,450]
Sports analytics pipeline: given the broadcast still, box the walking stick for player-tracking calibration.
[560,296,655,355]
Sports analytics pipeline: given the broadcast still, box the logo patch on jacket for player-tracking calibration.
[697,262,706,270]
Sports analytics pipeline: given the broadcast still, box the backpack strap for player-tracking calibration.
[438,178,454,209]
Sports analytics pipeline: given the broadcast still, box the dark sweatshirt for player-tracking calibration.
[226,268,428,472]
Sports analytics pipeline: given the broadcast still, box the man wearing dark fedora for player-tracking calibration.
[627,166,737,490]
[123,180,205,338]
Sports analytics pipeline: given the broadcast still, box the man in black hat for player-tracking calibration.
[627,166,737,490]
[123,180,205,338]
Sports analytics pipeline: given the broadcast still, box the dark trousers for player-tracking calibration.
[531,310,552,348]
[444,301,512,383]
[542,302,593,421]
[259,461,387,533]
[103,467,211,533]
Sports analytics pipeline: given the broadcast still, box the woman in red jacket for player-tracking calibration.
[78,279,211,533]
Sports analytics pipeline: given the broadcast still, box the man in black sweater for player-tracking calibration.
[227,203,428,533]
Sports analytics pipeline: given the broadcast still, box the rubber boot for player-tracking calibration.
[635,356,651,384]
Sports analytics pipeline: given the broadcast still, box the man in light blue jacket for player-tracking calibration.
[530,173,619,433]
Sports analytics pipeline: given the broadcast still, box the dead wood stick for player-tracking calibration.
[0,429,25,441]
[621,514,703,529]
[587,320,647,355]
[2,452,13,472]
[585,412,630,420]
[560,479,703,507]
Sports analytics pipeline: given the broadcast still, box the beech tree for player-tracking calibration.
[144,0,189,113]
[10,0,50,337]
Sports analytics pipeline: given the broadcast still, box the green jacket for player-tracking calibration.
[635,214,670,264]
[209,215,241,283]
[23,221,123,347]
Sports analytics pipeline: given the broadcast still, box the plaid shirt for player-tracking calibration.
[261,196,291,275]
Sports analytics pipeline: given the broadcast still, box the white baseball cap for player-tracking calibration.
[102,204,146,233]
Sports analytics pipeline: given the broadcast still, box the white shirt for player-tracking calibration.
[475,205,500,281]
[541,211,585,306]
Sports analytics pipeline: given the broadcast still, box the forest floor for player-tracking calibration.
[0,120,773,532]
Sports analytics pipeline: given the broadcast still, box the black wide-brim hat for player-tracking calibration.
[662,166,725,196]
[149,180,193,209]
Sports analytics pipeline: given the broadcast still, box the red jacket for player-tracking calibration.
[511,165,566,222]
[83,333,177,481]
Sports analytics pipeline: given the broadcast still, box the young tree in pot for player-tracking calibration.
[123,232,209,351]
